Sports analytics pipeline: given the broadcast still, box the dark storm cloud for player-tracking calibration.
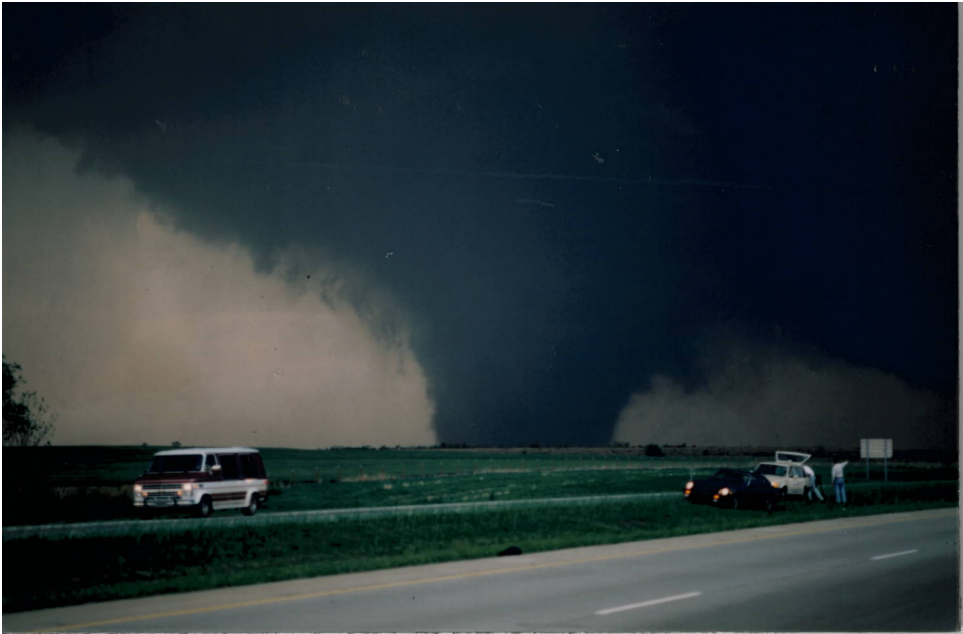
[4,4,957,447]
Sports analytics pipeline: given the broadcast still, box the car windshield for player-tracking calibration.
[147,454,203,473]
[712,470,745,482]
[755,464,787,477]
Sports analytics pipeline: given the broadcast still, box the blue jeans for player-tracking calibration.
[809,476,824,500]
[834,478,846,504]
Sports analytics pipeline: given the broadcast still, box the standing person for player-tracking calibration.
[803,463,824,501]
[831,456,849,507]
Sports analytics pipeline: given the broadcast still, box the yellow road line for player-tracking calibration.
[31,509,957,632]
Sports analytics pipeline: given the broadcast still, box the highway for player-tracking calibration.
[4,508,958,632]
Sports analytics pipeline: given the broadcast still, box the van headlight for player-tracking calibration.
[133,484,144,496]
[182,483,193,493]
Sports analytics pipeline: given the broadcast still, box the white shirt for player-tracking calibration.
[802,465,815,478]
[831,461,849,479]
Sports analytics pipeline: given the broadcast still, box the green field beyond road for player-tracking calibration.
[5,446,957,526]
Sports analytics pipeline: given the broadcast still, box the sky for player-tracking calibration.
[2,4,958,449]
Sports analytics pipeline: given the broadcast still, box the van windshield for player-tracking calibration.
[147,454,203,473]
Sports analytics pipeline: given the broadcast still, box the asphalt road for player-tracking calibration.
[4,508,958,633]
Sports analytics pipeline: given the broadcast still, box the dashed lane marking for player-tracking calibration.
[596,591,702,615]
[871,549,919,561]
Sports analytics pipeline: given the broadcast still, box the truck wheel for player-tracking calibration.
[196,495,213,518]
[242,493,259,516]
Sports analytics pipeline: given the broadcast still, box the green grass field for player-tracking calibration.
[5,445,770,487]
[5,445,956,526]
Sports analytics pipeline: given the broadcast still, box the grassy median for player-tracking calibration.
[3,481,956,613]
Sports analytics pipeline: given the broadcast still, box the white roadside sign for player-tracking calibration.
[860,438,893,459]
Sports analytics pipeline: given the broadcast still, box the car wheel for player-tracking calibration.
[242,493,259,516]
[781,487,789,499]
[731,496,739,510]
[763,497,773,513]
[196,495,213,519]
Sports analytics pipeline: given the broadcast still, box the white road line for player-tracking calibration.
[596,591,702,616]
[871,549,919,561]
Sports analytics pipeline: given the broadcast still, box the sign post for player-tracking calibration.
[859,438,893,481]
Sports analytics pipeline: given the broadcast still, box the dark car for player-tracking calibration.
[684,468,781,511]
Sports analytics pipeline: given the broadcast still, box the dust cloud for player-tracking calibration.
[612,334,955,450]
[2,129,437,448]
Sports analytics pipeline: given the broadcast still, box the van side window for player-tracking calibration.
[252,454,267,479]
[205,454,218,470]
[239,454,255,478]
[218,454,239,480]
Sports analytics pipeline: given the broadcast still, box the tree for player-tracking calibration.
[644,443,665,457]
[3,356,56,446]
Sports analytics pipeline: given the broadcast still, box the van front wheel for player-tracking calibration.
[196,495,213,518]
[242,494,259,516]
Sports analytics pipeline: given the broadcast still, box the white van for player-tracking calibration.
[131,447,269,517]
